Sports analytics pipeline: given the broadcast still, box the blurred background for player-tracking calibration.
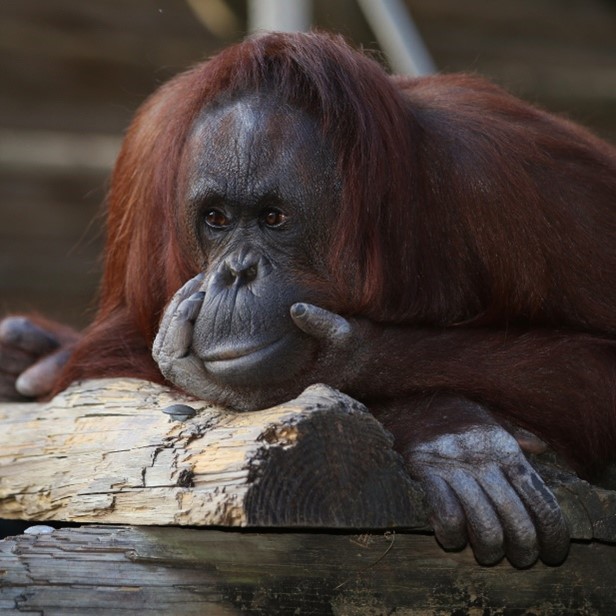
[1,0,615,328]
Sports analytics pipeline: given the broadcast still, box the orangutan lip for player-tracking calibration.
[202,335,287,363]
[202,335,291,379]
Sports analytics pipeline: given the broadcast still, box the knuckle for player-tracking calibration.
[0,317,26,343]
[434,509,465,535]
[511,522,538,551]
[467,511,504,555]
[434,524,466,550]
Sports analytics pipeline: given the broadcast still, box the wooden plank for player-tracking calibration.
[1,525,615,614]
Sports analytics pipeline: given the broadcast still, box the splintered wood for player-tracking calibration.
[0,379,426,528]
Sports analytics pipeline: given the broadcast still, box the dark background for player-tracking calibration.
[1,0,614,328]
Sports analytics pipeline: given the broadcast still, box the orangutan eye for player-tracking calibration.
[205,209,231,229]
[261,208,287,228]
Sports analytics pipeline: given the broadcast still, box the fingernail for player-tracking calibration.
[292,303,306,317]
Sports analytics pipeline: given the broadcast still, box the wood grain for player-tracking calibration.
[0,378,426,529]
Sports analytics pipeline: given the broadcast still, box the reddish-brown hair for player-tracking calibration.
[56,31,616,391]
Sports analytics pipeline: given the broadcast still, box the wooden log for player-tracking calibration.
[1,378,615,541]
[1,524,615,614]
[0,379,426,529]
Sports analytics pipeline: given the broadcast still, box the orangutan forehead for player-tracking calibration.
[184,96,335,188]
[191,94,325,148]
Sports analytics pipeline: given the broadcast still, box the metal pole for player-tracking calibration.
[248,0,312,33]
[356,0,435,75]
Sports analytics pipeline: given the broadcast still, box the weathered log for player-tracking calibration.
[1,378,616,543]
[1,379,616,611]
[1,524,615,614]
[0,378,426,529]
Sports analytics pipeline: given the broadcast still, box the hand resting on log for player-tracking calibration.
[0,316,78,401]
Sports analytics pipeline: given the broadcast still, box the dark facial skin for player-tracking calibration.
[171,96,341,396]
[152,95,569,568]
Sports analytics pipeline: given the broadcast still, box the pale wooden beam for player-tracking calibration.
[0,128,120,173]
[357,0,435,75]
[0,379,425,528]
[248,0,312,33]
